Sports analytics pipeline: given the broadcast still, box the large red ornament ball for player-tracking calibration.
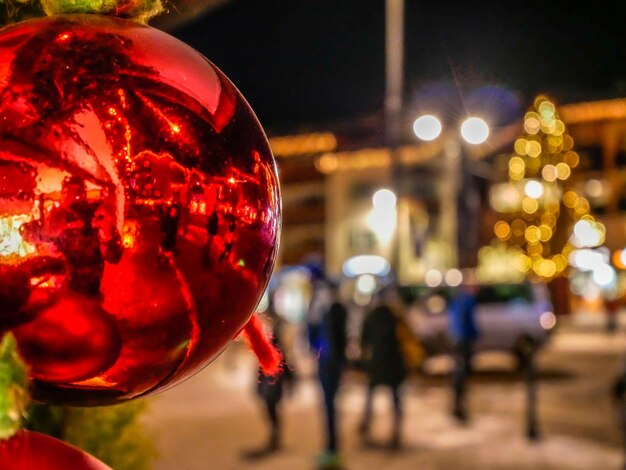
[0,15,280,404]
[0,430,112,469]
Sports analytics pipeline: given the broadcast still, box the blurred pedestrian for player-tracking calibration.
[358,284,408,449]
[448,279,480,422]
[605,293,622,335]
[243,294,294,459]
[308,278,348,470]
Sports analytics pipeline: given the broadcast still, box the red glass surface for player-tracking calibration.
[0,15,280,404]
[0,430,112,469]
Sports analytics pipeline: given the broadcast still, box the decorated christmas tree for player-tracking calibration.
[481,96,605,301]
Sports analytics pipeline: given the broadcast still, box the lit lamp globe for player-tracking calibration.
[413,115,442,141]
[460,117,490,144]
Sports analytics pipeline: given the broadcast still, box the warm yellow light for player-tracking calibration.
[516,254,532,272]
[585,179,604,198]
[460,117,489,144]
[372,188,397,209]
[556,162,571,180]
[538,100,556,118]
[528,243,543,256]
[553,120,565,136]
[563,190,579,208]
[509,156,525,179]
[511,219,526,236]
[538,224,552,242]
[525,180,544,199]
[545,200,560,214]
[525,225,540,243]
[494,221,511,240]
[563,135,574,151]
[413,115,442,141]
[576,197,590,215]
[527,158,541,173]
[527,140,542,158]
[540,118,556,134]
[541,212,557,227]
[315,154,338,174]
[514,139,528,155]
[522,197,539,213]
[563,151,579,168]
[524,112,541,134]
[542,164,557,182]
[540,259,557,278]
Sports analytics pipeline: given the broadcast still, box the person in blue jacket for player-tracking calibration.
[307,277,348,469]
[448,279,479,422]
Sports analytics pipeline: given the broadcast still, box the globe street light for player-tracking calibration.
[460,117,490,144]
[413,114,490,268]
[413,114,442,141]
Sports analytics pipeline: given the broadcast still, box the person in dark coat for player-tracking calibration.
[358,284,407,449]
[308,278,348,469]
[243,296,294,459]
[448,280,479,422]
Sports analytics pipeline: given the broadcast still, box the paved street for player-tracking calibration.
[143,314,626,469]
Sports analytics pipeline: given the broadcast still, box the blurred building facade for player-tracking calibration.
[271,97,626,286]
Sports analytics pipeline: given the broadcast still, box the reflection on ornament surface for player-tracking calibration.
[0,15,280,404]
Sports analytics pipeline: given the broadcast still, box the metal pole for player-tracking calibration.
[521,337,540,440]
[385,0,404,147]
[385,0,404,278]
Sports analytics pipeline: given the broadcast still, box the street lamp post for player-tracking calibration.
[413,114,489,269]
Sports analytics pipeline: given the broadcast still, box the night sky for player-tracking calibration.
[173,0,626,131]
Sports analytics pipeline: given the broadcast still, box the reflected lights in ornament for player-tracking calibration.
[413,115,442,141]
[356,274,377,295]
[524,180,544,199]
[444,268,463,287]
[425,269,443,288]
[0,215,36,259]
[460,117,489,145]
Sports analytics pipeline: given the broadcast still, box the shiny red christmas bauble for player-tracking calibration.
[0,15,280,404]
[0,431,112,469]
